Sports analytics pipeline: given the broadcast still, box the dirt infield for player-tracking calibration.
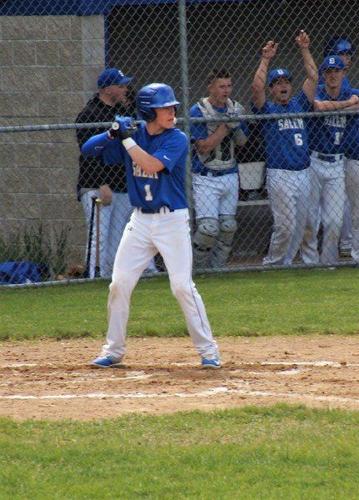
[1,336,359,420]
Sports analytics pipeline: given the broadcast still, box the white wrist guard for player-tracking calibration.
[122,138,137,151]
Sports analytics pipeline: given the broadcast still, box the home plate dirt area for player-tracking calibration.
[1,336,359,420]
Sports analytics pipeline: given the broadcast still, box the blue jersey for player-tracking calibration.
[190,102,248,173]
[309,84,352,154]
[81,123,189,210]
[252,91,311,170]
[343,88,359,159]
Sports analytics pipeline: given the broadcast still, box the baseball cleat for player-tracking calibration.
[91,355,123,368]
[201,356,221,369]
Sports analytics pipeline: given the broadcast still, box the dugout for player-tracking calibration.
[1,0,358,272]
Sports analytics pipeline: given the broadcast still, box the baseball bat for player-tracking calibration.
[85,196,97,278]
[94,198,102,278]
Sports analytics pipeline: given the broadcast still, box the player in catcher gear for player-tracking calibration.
[82,82,221,369]
[190,69,248,269]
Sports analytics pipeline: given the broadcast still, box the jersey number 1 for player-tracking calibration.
[144,184,153,201]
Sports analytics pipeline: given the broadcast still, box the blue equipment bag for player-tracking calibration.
[0,261,46,284]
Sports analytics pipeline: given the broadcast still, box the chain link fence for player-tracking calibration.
[0,0,358,284]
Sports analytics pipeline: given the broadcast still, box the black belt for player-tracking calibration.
[317,154,340,163]
[200,167,238,177]
[313,152,344,163]
[137,207,174,214]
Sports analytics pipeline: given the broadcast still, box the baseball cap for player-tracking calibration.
[320,55,345,72]
[324,37,355,57]
[97,68,133,88]
[267,68,292,86]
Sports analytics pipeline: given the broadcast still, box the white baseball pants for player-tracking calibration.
[345,158,359,262]
[192,172,239,219]
[102,208,219,360]
[264,168,310,265]
[301,155,345,265]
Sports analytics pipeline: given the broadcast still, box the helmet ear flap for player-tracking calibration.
[136,108,156,122]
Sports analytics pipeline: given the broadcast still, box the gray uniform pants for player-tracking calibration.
[264,167,310,265]
[345,158,359,261]
[301,155,345,265]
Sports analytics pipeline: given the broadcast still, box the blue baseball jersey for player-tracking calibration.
[309,83,352,154]
[252,91,311,170]
[343,87,359,159]
[190,103,248,173]
[81,123,189,210]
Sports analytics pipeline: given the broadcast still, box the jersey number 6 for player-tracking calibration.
[294,133,303,146]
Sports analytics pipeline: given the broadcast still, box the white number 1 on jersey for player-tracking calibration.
[334,131,343,145]
[144,184,153,201]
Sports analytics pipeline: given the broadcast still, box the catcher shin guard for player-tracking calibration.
[193,217,219,268]
[211,215,237,267]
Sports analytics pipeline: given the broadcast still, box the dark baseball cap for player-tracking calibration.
[97,68,133,88]
[320,55,345,72]
[267,68,292,86]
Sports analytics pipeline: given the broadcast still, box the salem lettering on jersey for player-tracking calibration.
[277,118,305,131]
[324,115,347,128]
[132,163,159,179]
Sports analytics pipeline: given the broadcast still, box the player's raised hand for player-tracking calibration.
[296,30,310,49]
[262,41,278,60]
[108,115,137,140]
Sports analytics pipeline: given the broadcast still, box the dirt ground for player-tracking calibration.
[1,336,359,420]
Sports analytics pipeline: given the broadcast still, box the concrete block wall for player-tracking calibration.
[0,15,105,268]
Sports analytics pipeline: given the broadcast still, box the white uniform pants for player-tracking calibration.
[345,159,359,261]
[301,155,345,265]
[264,168,310,265]
[81,190,133,278]
[102,208,218,360]
[192,172,239,219]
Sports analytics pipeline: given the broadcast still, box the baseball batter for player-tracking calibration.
[81,83,221,369]
[190,69,248,269]
[251,31,317,265]
[301,55,359,265]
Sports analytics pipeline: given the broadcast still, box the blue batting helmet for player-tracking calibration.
[324,37,355,57]
[136,83,180,121]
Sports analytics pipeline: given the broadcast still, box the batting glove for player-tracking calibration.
[108,116,137,140]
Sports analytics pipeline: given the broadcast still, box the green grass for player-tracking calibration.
[1,268,359,340]
[1,405,359,499]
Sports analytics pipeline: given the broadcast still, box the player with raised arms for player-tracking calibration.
[251,31,318,265]
[81,83,221,369]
